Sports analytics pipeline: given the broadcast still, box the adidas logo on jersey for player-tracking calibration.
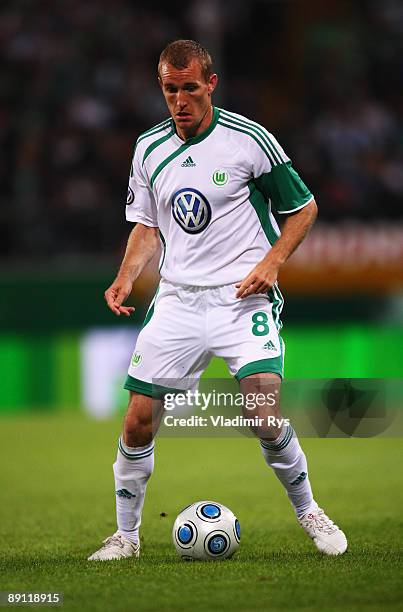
[263,340,276,351]
[181,156,196,167]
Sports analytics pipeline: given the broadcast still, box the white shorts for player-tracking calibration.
[125,279,285,396]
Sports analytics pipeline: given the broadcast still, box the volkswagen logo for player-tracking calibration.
[171,188,211,234]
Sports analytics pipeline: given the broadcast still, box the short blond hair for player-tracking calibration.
[158,39,213,82]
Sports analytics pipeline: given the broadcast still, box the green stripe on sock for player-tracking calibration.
[261,426,294,451]
[118,438,154,460]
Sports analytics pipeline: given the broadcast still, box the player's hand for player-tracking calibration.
[104,276,136,317]
[235,258,279,299]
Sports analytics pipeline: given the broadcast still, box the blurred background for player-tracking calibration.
[0,0,402,417]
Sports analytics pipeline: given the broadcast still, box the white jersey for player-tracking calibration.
[126,107,313,286]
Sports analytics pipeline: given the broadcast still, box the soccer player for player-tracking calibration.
[88,40,347,560]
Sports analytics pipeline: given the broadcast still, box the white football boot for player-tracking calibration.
[299,505,348,555]
[88,532,140,561]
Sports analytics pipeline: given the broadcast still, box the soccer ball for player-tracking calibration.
[172,500,240,560]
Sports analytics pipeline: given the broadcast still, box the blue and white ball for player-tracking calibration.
[172,500,240,560]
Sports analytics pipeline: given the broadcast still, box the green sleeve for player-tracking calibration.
[255,161,313,213]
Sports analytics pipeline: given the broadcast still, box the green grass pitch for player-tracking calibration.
[0,415,402,611]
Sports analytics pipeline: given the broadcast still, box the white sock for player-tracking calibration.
[113,436,154,544]
[260,425,316,518]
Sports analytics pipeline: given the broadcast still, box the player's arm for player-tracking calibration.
[236,135,317,299]
[235,200,317,298]
[105,224,160,316]
[105,141,160,316]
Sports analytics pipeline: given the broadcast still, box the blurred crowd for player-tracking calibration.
[1,0,402,258]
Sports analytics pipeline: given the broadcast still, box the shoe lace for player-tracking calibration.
[102,534,125,549]
[304,508,338,535]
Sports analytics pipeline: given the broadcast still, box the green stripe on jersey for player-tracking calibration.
[218,119,277,167]
[150,142,189,187]
[150,107,220,187]
[136,118,172,145]
[224,110,287,164]
[142,128,174,165]
[219,111,280,164]
[134,120,172,154]
[247,178,279,246]
[246,177,284,331]
[158,231,166,272]
[220,109,287,164]
[218,110,283,165]
[255,162,313,213]
[133,122,172,159]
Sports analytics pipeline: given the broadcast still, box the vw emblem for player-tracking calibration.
[171,188,211,234]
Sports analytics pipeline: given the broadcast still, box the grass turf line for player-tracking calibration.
[0,415,402,611]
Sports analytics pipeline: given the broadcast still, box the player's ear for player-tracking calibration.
[158,76,163,89]
[207,73,218,96]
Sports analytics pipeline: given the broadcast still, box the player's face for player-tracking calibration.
[159,59,218,139]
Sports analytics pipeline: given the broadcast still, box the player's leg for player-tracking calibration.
[240,372,347,555]
[114,391,163,541]
[212,285,347,555]
[89,280,210,561]
[240,372,316,520]
[88,391,163,561]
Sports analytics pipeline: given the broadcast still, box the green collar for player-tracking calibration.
[150,108,220,187]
